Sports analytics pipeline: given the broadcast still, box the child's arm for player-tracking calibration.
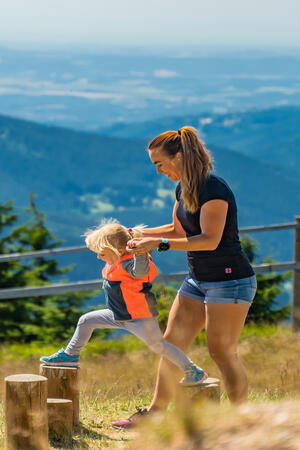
[121,254,150,278]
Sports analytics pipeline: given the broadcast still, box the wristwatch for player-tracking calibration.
[158,237,170,252]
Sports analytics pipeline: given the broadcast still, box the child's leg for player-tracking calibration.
[123,318,194,371]
[65,309,123,356]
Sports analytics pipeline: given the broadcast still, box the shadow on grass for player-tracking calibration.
[50,424,130,449]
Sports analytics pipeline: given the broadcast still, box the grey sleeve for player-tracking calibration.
[121,254,150,278]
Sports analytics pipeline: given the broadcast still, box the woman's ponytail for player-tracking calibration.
[180,127,213,213]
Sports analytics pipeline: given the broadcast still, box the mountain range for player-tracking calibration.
[1,111,299,285]
[1,47,300,132]
[101,106,300,175]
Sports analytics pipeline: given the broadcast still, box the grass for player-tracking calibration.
[0,324,300,449]
[0,323,288,364]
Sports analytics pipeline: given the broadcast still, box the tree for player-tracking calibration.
[241,235,291,324]
[0,196,97,343]
[152,282,178,331]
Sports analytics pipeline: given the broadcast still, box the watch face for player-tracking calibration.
[158,242,170,252]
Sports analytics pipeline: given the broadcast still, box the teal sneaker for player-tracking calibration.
[40,348,79,368]
[180,365,207,386]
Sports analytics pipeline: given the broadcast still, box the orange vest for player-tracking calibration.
[102,254,158,320]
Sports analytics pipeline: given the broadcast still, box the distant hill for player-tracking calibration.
[0,114,299,284]
[100,106,300,174]
[1,48,300,132]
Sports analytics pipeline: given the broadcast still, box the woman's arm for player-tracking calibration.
[142,201,186,238]
[127,200,228,253]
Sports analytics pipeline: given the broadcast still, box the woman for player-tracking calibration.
[112,126,256,428]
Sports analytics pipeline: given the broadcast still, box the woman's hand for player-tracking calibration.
[126,237,160,255]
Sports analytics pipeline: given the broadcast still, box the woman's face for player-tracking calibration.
[148,147,181,182]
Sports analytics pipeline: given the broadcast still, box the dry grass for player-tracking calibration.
[132,401,300,449]
[0,328,300,449]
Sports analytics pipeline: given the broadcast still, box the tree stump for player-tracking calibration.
[47,398,73,443]
[40,365,80,425]
[176,377,221,408]
[4,374,48,450]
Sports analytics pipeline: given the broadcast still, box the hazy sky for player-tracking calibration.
[1,0,300,48]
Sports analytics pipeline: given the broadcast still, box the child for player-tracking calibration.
[40,220,207,386]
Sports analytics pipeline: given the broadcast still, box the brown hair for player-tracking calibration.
[148,126,213,213]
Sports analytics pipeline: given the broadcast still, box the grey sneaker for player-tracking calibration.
[180,365,208,386]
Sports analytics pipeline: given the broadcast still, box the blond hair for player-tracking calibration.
[148,126,213,213]
[84,218,145,257]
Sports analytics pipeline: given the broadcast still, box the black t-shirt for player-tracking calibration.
[176,174,254,282]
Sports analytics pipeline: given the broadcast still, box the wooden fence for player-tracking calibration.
[1,217,300,330]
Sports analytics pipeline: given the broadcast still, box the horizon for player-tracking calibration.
[1,0,300,49]
[1,43,300,56]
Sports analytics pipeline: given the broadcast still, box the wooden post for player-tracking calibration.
[293,216,300,331]
[175,377,221,407]
[40,365,80,425]
[47,398,73,443]
[4,374,48,450]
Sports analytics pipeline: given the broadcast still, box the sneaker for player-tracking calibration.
[40,348,79,368]
[112,407,149,429]
[180,365,208,386]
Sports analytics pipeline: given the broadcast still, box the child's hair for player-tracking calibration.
[84,218,146,257]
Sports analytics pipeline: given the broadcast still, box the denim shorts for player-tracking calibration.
[178,274,257,305]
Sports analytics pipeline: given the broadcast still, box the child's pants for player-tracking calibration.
[65,309,193,371]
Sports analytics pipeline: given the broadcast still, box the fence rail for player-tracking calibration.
[1,217,300,330]
[0,246,88,263]
[0,262,300,301]
[1,222,300,264]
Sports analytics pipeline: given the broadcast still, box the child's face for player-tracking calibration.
[96,248,125,264]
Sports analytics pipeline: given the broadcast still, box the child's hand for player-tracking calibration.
[126,238,159,255]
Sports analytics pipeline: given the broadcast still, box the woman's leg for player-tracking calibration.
[148,294,206,410]
[205,303,249,404]
[65,309,122,355]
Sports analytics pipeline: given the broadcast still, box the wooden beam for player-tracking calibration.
[1,221,300,263]
[240,222,300,233]
[0,280,103,299]
[0,245,87,262]
[1,262,299,300]
[292,216,300,331]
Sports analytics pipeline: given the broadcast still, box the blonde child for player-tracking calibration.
[40,220,207,388]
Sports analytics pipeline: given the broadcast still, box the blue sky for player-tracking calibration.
[1,0,300,49]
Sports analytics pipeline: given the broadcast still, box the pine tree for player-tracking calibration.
[0,196,97,343]
[241,235,291,323]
